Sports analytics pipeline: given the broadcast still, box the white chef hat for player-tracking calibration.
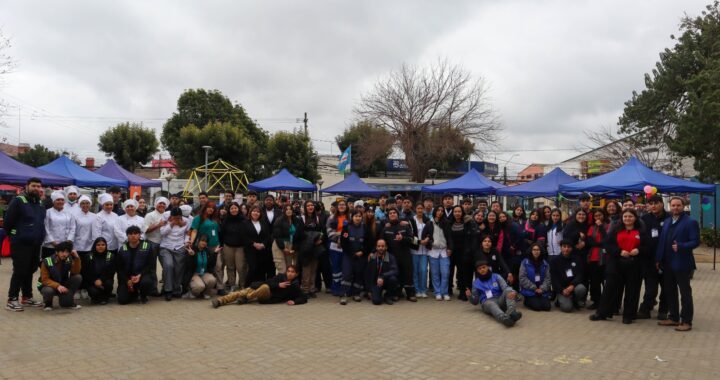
[180,204,192,217]
[78,195,92,205]
[123,199,139,209]
[64,186,79,196]
[154,197,169,207]
[50,191,65,202]
[99,193,114,205]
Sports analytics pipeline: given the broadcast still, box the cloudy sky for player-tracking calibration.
[0,0,710,175]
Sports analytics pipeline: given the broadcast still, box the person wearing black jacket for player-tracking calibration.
[339,211,372,304]
[590,208,648,324]
[637,194,667,319]
[83,237,115,305]
[474,235,511,281]
[4,177,47,311]
[365,239,399,305]
[116,226,156,305]
[550,240,587,312]
[220,202,246,292]
[447,206,471,300]
[409,204,433,298]
[272,205,303,275]
[381,208,416,302]
[585,209,609,309]
[212,265,307,307]
[242,206,273,286]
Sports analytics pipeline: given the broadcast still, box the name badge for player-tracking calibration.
[566,269,574,277]
[651,229,659,238]
[485,290,493,299]
[211,230,216,236]
[571,262,576,267]
[491,255,496,261]
[535,275,541,282]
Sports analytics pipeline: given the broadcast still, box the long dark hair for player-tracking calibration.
[91,237,108,254]
[199,201,218,223]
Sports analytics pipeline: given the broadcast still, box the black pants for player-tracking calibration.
[586,261,604,304]
[524,296,552,311]
[8,242,40,300]
[456,255,474,295]
[639,259,666,314]
[395,252,416,298]
[370,277,398,305]
[599,259,641,320]
[448,254,457,295]
[315,250,332,291]
[117,274,153,305]
[87,279,114,303]
[664,269,693,325]
[40,274,82,307]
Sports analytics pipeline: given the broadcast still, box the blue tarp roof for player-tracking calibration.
[496,167,578,197]
[247,168,317,192]
[0,151,73,186]
[421,168,504,195]
[322,172,385,196]
[559,157,716,194]
[39,156,128,187]
[94,159,162,187]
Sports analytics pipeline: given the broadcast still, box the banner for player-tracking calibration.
[338,146,351,174]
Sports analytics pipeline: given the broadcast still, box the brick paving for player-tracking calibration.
[0,259,719,379]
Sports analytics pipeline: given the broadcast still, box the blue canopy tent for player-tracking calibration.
[496,167,577,197]
[559,157,716,269]
[559,157,715,194]
[94,159,162,187]
[247,168,317,192]
[322,172,385,197]
[0,151,73,186]
[421,168,504,194]
[39,156,127,187]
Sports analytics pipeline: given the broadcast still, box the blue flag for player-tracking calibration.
[338,146,351,174]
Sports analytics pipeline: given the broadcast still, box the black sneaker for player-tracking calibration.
[636,310,651,319]
[586,303,598,310]
[217,289,227,296]
[384,298,394,305]
[589,313,607,321]
[140,295,148,304]
[509,311,523,322]
[501,316,515,327]
[165,293,173,302]
[211,299,220,308]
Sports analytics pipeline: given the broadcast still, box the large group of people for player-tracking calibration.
[2,178,701,331]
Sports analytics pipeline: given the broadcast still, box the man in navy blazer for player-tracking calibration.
[655,196,699,332]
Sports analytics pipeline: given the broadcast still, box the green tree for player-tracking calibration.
[16,144,59,167]
[176,121,269,180]
[98,122,159,172]
[336,120,394,177]
[267,129,319,183]
[161,89,268,177]
[619,1,720,181]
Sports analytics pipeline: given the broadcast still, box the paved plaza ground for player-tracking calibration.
[0,257,719,379]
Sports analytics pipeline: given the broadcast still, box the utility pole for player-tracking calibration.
[503,166,507,185]
[303,112,308,136]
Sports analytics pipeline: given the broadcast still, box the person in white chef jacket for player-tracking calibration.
[143,197,170,296]
[42,191,76,260]
[73,195,97,300]
[115,199,146,244]
[94,193,120,253]
[63,186,82,218]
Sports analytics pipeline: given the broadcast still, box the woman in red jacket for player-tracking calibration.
[590,208,648,324]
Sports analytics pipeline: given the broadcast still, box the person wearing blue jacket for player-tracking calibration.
[656,197,699,332]
[4,177,46,311]
[519,243,552,311]
[116,226,156,305]
[467,259,522,327]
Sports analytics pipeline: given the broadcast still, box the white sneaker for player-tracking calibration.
[73,292,80,300]
[435,294,442,301]
[43,306,53,311]
[420,292,428,298]
[182,292,192,299]
[203,295,211,300]
[80,289,89,300]
[443,295,451,301]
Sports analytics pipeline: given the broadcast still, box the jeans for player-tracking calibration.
[429,256,450,296]
[481,288,517,323]
[556,284,587,312]
[412,254,428,294]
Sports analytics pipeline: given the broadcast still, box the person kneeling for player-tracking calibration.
[83,238,115,305]
[39,241,82,311]
[212,265,306,307]
[116,226,156,305]
[187,234,217,299]
[467,260,522,327]
[519,243,552,311]
[550,240,587,312]
[365,239,399,305]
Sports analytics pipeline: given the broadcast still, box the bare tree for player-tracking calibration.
[355,59,500,182]
[581,125,682,173]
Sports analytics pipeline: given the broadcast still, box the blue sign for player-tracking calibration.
[386,159,497,176]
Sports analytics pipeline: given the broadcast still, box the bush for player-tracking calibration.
[701,228,720,247]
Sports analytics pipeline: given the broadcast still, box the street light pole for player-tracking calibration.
[202,145,212,191]
[317,179,324,202]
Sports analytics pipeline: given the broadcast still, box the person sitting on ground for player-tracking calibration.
[116,225,156,305]
[550,239,588,312]
[365,239,399,305]
[39,240,82,311]
[519,243,552,311]
[186,234,218,299]
[467,259,522,327]
[83,237,115,305]
[211,265,307,307]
